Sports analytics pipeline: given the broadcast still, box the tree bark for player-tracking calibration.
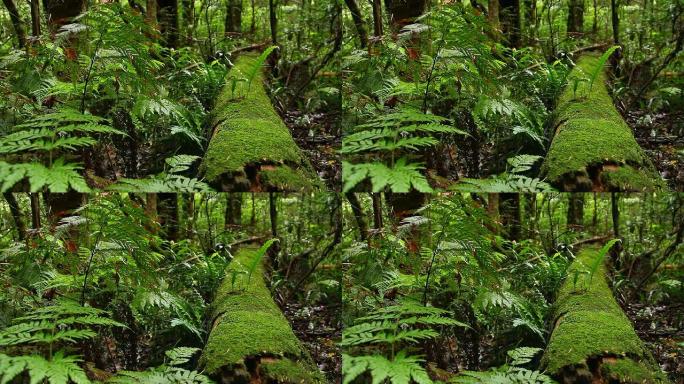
[225,0,242,34]
[611,0,619,45]
[182,0,195,44]
[566,193,585,230]
[346,192,368,242]
[146,0,158,31]
[372,193,383,230]
[224,193,243,227]
[30,193,41,230]
[43,0,85,32]
[269,192,278,238]
[500,0,521,48]
[158,193,179,241]
[372,0,383,37]
[158,0,179,47]
[184,193,195,239]
[30,0,41,37]
[3,193,26,241]
[499,193,521,241]
[344,0,368,48]
[384,0,427,32]
[566,0,584,36]
[2,0,27,48]
[269,0,277,44]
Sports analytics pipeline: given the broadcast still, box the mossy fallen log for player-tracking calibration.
[200,53,318,191]
[541,245,669,383]
[200,246,323,383]
[540,54,664,191]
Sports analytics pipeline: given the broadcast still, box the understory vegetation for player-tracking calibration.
[0,192,342,382]
[341,0,683,192]
[342,192,683,383]
[0,0,340,192]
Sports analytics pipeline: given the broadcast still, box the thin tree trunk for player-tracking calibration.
[372,193,383,230]
[499,193,521,241]
[344,0,368,48]
[146,0,158,31]
[225,0,242,34]
[158,0,179,47]
[185,193,195,239]
[30,0,41,37]
[145,193,158,234]
[269,0,277,44]
[182,0,195,44]
[346,192,368,242]
[372,0,383,37]
[158,193,179,241]
[500,0,521,47]
[3,193,26,241]
[224,193,243,227]
[2,0,27,48]
[592,0,597,35]
[566,0,584,36]
[566,193,585,230]
[30,193,41,230]
[611,0,619,45]
[269,192,278,238]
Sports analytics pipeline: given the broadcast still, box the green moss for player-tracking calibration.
[542,246,668,383]
[541,54,662,191]
[601,359,670,383]
[258,166,316,191]
[260,359,324,384]
[200,53,317,190]
[200,247,320,381]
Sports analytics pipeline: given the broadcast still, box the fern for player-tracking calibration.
[0,159,91,193]
[245,239,279,284]
[588,46,620,91]
[109,367,213,384]
[343,351,432,384]
[0,351,91,384]
[343,159,433,193]
[587,239,621,283]
[246,46,279,92]
[165,347,201,366]
[453,174,554,193]
[507,347,543,366]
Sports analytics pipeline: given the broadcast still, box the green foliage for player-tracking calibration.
[343,351,432,384]
[588,46,620,92]
[246,46,279,92]
[0,351,91,384]
[587,239,621,283]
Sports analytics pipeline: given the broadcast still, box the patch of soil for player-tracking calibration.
[284,110,341,191]
[622,302,684,383]
[626,109,684,190]
[281,302,341,383]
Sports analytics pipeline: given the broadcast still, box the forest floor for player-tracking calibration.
[282,301,342,383]
[622,300,684,383]
[627,109,684,189]
[284,110,341,190]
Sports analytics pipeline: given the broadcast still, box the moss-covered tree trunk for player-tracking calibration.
[200,53,318,191]
[200,246,323,384]
[540,53,662,191]
[541,244,669,383]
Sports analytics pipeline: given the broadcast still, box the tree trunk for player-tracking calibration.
[2,0,27,48]
[540,55,659,191]
[384,0,427,32]
[43,0,85,32]
[499,193,521,241]
[224,193,243,227]
[500,0,521,48]
[269,0,277,44]
[566,0,584,36]
[372,193,383,230]
[387,191,426,253]
[344,0,368,48]
[541,245,666,383]
[592,0,598,35]
[346,192,368,242]
[200,246,322,382]
[184,193,195,239]
[611,192,620,238]
[488,0,500,37]
[30,193,41,230]
[145,193,158,233]
[158,193,179,241]
[566,193,585,230]
[158,0,179,47]
[372,0,383,37]
[611,0,619,45]
[269,192,278,238]
[3,193,26,241]
[30,0,41,37]
[523,0,536,43]
[44,192,83,252]
[182,0,195,44]
[225,0,242,34]
[146,0,158,31]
